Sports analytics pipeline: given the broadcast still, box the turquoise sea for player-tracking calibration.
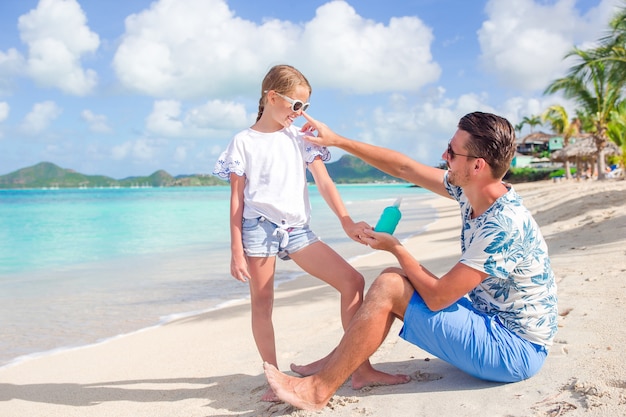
[0,184,437,367]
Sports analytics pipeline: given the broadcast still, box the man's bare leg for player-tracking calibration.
[267,271,414,410]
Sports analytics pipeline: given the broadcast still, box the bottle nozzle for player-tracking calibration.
[393,197,402,208]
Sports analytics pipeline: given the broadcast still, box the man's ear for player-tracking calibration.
[474,158,487,173]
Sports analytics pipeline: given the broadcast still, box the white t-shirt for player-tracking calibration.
[213,125,330,228]
[444,173,558,347]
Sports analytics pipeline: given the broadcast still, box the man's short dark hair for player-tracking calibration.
[458,112,516,179]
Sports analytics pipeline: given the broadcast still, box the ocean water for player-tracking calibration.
[0,184,437,367]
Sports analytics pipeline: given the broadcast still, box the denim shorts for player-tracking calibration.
[241,217,319,260]
[399,292,548,383]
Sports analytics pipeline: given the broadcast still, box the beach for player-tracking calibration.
[0,178,625,417]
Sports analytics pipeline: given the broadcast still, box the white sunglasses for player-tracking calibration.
[272,91,310,112]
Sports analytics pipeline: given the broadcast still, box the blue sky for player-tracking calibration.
[0,0,621,178]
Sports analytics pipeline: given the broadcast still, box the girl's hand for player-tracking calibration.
[230,252,250,282]
[341,218,372,245]
[361,227,401,252]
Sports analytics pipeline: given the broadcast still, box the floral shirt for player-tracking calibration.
[444,173,558,347]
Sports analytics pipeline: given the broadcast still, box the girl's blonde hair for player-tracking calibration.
[256,64,312,122]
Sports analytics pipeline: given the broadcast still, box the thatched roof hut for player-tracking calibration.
[551,135,622,162]
[519,131,555,144]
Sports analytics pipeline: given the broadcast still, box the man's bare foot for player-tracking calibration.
[350,364,411,390]
[261,386,281,402]
[264,362,330,411]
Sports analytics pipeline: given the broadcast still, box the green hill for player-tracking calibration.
[0,156,404,189]
[0,162,119,189]
[0,162,227,189]
[307,154,404,184]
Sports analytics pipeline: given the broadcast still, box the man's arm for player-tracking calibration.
[302,112,450,198]
[362,229,487,311]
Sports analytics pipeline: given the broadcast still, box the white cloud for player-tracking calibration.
[355,88,582,167]
[111,138,162,161]
[0,48,25,94]
[111,141,132,160]
[20,101,62,135]
[299,1,440,94]
[0,102,9,122]
[18,0,100,95]
[173,145,187,162]
[209,143,224,157]
[185,100,251,130]
[113,0,440,99]
[355,91,496,166]
[146,98,251,138]
[131,137,160,160]
[113,0,284,98]
[0,101,8,139]
[146,100,184,137]
[81,109,112,133]
[499,94,580,135]
[478,0,622,92]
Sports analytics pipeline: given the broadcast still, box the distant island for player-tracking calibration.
[0,156,405,189]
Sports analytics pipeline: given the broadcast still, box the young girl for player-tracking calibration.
[213,64,407,402]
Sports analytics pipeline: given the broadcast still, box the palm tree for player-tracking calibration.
[544,47,624,179]
[520,115,543,133]
[592,4,626,85]
[607,101,626,167]
[541,105,579,179]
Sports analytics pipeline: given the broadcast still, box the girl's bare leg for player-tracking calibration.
[247,256,281,402]
[265,271,415,410]
[290,244,410,388]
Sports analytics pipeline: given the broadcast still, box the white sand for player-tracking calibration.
[1,178,625,417]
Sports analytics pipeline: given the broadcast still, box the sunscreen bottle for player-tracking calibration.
[374,198,402,234]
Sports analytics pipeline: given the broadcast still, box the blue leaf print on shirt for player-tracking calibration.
[483,257,523,301]
[480,215,525,265]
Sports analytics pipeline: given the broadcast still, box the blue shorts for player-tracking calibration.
[242,216,319,260]
[399,292,547,382]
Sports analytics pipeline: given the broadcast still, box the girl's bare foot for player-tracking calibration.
[290,356,327,376]
[261,386,281,402]
[290,349,334,376]
[291,357,410,390]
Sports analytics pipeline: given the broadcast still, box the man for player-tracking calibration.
[264,111,558,411]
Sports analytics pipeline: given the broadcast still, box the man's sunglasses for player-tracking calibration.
[447,142,480,160]
[274,92,310,112]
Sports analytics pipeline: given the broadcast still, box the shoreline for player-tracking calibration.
[0,193,439,371]
[0,179,624,416]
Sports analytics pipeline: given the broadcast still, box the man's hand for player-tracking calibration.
[301,112,340,147]
[361,227,402,252]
